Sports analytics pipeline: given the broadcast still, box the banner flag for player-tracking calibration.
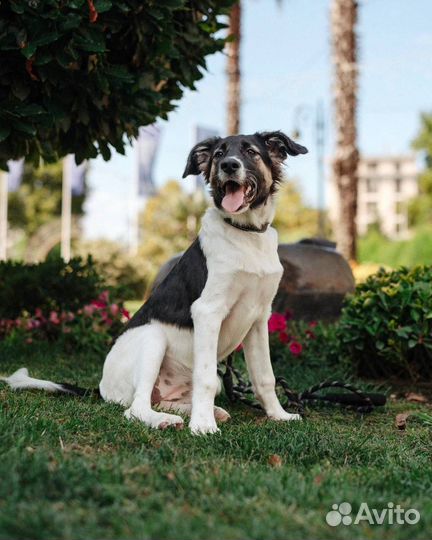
[7,159,24,192]
[137,124,161,197]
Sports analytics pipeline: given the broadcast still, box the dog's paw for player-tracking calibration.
[125,408,184,430]
[189,416,220,435]
[268,411,301,422]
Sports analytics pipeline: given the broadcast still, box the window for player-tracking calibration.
[395,201,404,216]
[366,178,378,193]
[395,177,402,193]
[367,201,378,216]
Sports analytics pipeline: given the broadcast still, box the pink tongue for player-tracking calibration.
[222,185,246,213]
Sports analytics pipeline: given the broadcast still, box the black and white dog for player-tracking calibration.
[2,131,308,435]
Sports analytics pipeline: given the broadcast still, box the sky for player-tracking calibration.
[83,0,432,242]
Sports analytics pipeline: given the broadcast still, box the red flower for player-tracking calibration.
[308,321,318,328]
[285,309,294,321]
[305,329,316,340]
[268,312,286,333]
[235,343,243,352]
[91,300,106,309]
[279,331,290,344]
[120,308,131,320]
[289,341,303,356]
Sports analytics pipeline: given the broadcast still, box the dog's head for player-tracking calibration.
[182,131,308,214]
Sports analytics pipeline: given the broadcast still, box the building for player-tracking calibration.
[329,155,419,239]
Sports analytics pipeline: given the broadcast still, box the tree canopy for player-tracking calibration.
[0,0,235,169]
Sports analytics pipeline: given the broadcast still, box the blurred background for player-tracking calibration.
[1,0,432,299]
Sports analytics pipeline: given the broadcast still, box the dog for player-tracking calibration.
[2,131,308,435]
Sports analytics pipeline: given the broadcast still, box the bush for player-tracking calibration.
[1,289,130,353]
[338,266,432,380]
[0,256,103,319]
[0,0,235,167]
[75,239,149,300]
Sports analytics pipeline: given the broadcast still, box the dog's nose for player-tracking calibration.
[220,158,240,175]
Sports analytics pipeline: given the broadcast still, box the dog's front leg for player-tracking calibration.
[243,317,300,422]
[190,298,224,435]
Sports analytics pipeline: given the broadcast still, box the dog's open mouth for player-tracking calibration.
[221,181,253,213]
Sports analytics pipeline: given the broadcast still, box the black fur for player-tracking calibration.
[118,237,208,336]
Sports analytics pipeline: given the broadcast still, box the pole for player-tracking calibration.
[316,100,326,237]
[61,156,72,262]
[0,171,8,260]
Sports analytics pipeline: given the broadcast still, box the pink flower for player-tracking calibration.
[99,290,110,304]
[235,343,243,352]
[109,303,120,316]
[25,337,33,344]
[268,312,286,333]
[308,321,318,328]
[83,304,96,316]
[279,331,290,344]
[49,311,60,325]
[35,308,45,320]
[289,341,303,356]
[120,308,130,320]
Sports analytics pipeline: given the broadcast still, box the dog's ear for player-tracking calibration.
[257,131,308,161]
[182,137,221,178]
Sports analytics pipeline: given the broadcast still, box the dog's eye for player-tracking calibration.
[214,150,224,158]
[247,148,257,156]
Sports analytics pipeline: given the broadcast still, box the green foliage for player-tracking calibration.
[408,113,432,226]
[0,0,235,168]
[139,180,208,280]
[8,161,85,236]
[358,226,432,266]
[338,266,432,380]
[273,181,320,242]
[0,256,103,319]
[75,239,149,299]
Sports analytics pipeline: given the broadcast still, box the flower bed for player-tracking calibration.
[0,290,130,353]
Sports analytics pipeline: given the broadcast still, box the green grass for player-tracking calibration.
[358,226,432,267]
[1,341,431,540]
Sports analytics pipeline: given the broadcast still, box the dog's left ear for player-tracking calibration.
[257,131,308,161]
[182,137,221,178]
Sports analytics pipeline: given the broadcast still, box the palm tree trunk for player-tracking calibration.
[330,0,359,261]
[226,2,241,135]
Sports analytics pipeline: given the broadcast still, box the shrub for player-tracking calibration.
[75,239,149,300]
[1,290,130,353]
[0,0,235,167]
[338,266,432,380]
[0,256,103,319]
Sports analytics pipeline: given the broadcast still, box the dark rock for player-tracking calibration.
[275,241,354,321]
[153,239,355,322]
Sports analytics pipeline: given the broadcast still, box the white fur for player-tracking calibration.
[0,367,65,392]
[100,202,300,434]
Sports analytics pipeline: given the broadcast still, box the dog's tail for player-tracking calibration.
[0,367,100,398]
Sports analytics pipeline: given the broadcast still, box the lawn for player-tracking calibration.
[1,340,431,540]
